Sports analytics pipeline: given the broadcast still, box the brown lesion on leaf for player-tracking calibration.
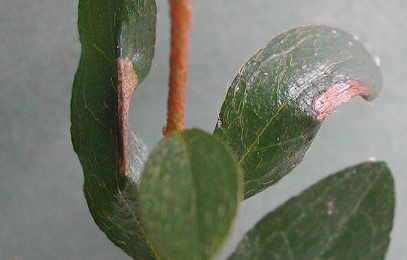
[314,79,370,122]
[118,57,138,176]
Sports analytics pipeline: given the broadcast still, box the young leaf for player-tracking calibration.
[214,25,382,199]
[70,0,158,258]
[139,129,243,260]
[228,162,395,260]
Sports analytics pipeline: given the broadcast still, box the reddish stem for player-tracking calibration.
[163,0,193,135]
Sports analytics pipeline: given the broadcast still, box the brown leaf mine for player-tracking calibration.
[314,79,370,122]
[118,57,139,176]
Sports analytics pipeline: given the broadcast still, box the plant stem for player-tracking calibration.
[164,0,193,135]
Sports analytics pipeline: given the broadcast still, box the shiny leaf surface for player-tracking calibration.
[214,25,382,198]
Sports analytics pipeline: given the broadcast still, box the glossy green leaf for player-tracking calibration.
[139,129,243,260]
[228,161,395,260]
[214,25,382,198]
[70,0,158,259]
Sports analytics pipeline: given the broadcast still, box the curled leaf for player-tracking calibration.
[70,0,158,258]
[214,25,382,198]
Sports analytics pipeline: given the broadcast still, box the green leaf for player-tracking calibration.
[70,0,158,259]
[214,25,382,199]
[228,161,395,260]
[139,129,243,260]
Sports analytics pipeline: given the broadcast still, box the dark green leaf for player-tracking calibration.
[70,0,158,258]
[228,161,395,260]
[214,25,382,198]
[139,129,243,260]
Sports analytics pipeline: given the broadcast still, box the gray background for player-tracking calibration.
[1,0,405,259]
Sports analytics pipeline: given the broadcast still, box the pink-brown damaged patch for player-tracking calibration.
[314,79,370,122]
[118,57,138,176]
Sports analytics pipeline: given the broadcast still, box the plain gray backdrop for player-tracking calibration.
[1,0,406,259]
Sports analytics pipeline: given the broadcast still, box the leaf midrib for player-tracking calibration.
[237,102,288,165]
[311,169,383,260]
[179,133,203,258]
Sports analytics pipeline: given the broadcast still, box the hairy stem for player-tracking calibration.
[164,0,193,135]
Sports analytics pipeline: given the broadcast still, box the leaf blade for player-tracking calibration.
[71,0,158,258]
[139,129,243,260]
[214,25,382,198]
[228,161,395,260]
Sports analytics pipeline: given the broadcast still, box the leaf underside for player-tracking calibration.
[228,161,395,260]
[70,0,158,259]
[214,25,383,199]
[139,129,243,260]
